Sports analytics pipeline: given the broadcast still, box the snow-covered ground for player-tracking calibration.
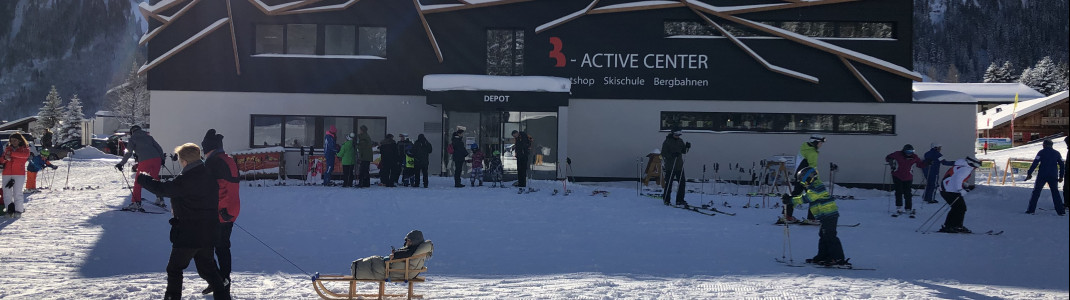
[1,146,1067,299]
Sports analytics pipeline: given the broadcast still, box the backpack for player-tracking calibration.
[447,143,454,154]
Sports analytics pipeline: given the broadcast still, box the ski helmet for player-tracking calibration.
[930,143,941,149]
[809,134,826,143]
[965,157,981,168]
[796,167,818,186]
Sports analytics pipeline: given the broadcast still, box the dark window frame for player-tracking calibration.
[249,114,388,148]
[662,20,896,39]
[253,23,389,57]
[485,28,526,76]
[660,111,896,135]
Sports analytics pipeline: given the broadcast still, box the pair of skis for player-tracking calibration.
[775,258,875,270]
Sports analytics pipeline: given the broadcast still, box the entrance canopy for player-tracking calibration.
[424,74,571,111]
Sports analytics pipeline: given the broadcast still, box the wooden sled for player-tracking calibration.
[313,241,433,300]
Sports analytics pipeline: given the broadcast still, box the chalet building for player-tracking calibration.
[141,0,977,186]
[978,91,1069,145]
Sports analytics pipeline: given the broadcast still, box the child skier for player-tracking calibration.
[487,150,504,187]
[26,146,58,192]
[782,167,848,266]
[468,145,485,187]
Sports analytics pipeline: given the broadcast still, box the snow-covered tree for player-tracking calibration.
[111,62,150,127]
[983,62,1000,83]
[1019,56,1060,96]
[59,94,85,145]
[983,61,1018,83]
[33,85,64,136]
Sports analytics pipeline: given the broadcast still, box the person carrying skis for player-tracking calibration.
[322,125,339,186]
[413,134,433,188]
[938,157,981,233]
[1024,139,1065,216]
[781,167,849,266]
[511,130,531,188]
[782,135,825,224]
[451,129,468,188]
[378,134,399,187]
[336,133,357,187]
[116,125,166,211]
[468,145,485,187]
[26,146,58,192]
[922,143,955,204]
[885,144,925,217]
[137,143,231,300]
[1,133,31,218]
[661,130,690,206]
[357,125,374,188]
[198,129,242,295]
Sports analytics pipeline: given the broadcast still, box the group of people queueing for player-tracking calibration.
[325,125,435,188]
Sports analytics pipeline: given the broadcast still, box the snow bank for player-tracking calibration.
[69,146,120,160]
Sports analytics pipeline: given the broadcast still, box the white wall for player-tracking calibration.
[150,91,442,176]
[566,99,977,185]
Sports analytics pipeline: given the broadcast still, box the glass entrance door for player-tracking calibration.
[443,110,558,182]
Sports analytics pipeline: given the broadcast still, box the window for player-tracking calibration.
[358,27,387,57]
[661,112,895,134]
[252,116,283,147]
[284,116,316,148]
[664,21,720,37]
[250,115,387,148]
[663,20,895,39]
[255,25,284,54]
[325,25,356,55]
[286,24,317,54]
[486,29,524,75]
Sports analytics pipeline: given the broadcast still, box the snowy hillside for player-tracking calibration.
[0,146,1067,299]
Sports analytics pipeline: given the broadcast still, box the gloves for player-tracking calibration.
[171,153,178,162]
[685,142,691,149]
[220,208,235,222]
[829,163,839,172]
[4,179,14,189]
[781,194,792,205]
[1025,174,1033,181]
[51,165,58,170]
[115,164,124,172]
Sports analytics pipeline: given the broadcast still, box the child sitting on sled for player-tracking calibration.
[351,230,433,280]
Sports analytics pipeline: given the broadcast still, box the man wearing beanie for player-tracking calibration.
[885,144,925,217]
[199,129,242,295]
[922,143,954,204]
[1024,139,1065,216]
[116,125,166,211]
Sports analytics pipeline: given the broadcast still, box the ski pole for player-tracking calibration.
[883,164,889,214]
[118,167,132,190]
[915,201,950,233]
[782,217,794,263]
[64,155,74,190]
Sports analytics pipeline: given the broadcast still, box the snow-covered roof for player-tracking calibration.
[231,146,287,155]
[911,90,976,103]
[95,111,117,117]
[423,75,571,93]
[0,115,39,131]
[977,91,1068,130]
[913,83,1044,103]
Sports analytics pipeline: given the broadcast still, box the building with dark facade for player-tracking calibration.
[143,0,976,185]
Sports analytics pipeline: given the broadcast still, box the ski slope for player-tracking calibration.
[0,146,1066,299]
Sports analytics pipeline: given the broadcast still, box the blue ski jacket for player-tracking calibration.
[923,148,954,181]
[1026,147,1065,180]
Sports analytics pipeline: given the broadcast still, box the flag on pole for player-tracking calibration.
[1011,93,1018,145]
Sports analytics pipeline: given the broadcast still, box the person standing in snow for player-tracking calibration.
[397,133,414,186]
[25,146,57,192]
[357,125,374,188]
[938,157,981,233]
[378,134,399,187]
[413,134,433,188]
[783,135,825,224]
[922,143,955,204]
[1,133,31,218]
[116,125,166,211]
[511,130,531,189]
[137,143,231,300]
[885,144,925,217]
[782,167,848,266]
[661,130,690,206]
[1024,139,1065,216]
[336,133,357,187]
[451,129,469,188]
[1064,138,1069,211]
[322,125,339,186]
[198,129,241,295]
[468,145,485,187]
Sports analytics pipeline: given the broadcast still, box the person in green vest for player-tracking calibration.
[336,133,358,187]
